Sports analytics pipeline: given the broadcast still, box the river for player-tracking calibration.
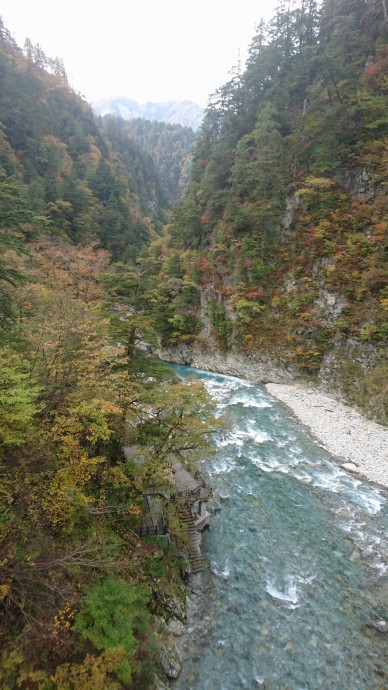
[171,366,388,690]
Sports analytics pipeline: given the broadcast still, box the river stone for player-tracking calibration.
[371,620,388,633]
[167,617,186,636]
[349,549,361,561]
[342,462,360,474]
[158,636,182,679]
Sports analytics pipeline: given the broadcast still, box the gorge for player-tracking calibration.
[0,0,387,686]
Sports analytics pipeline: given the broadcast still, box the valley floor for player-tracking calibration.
[265,383,388,489]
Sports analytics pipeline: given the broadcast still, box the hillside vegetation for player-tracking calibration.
[0,20,221,689]
[100,116,196,203]
[134,0,387,422]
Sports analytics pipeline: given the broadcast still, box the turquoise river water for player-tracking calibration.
[171,366,388,690]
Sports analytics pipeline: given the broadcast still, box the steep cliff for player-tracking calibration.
[138,0,387,422]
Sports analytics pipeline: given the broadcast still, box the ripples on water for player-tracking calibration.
[171,367,388,690]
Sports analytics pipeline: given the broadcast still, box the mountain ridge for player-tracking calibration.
[92,96,204,131]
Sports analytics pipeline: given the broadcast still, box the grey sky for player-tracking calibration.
[1,0,278,106]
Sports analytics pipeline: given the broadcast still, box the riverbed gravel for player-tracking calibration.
[265,383,388,489]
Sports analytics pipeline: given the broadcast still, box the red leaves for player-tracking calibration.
[200,257,213,272]
[244,288,264,300]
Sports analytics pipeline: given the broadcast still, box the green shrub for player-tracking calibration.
[73,577,150,684]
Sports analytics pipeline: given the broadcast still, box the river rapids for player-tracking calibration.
[171,366,388,690]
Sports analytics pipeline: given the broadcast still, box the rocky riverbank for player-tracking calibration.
[157,344,300,384]
[158,344,388,488]
[265,382,388,489]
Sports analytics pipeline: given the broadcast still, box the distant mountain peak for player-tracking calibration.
[91,96,204,131]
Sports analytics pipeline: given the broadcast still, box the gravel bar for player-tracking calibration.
[265,383,388,489]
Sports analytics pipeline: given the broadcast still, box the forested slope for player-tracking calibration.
[0,19,169,261]
[0,20,220,689]
[136,0,387,422]
[100,116,196,203]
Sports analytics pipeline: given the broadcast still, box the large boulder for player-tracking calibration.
[158,636,182,679]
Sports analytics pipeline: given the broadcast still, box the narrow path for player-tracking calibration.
[179,503,204,574]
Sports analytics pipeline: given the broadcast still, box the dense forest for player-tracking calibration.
[99,116,196,203]
[0,0,387,686]
[0,18,221,689]
[132,0,387,422]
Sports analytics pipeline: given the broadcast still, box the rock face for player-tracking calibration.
[314,288,348,325]
[159,591,187,620]
[157,342,300,385]
[152,674,170,690]
[157,636,182,678]
[168,617,186,636]
[157,277,301,384]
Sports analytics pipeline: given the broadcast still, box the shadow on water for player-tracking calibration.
[171,366,388,690]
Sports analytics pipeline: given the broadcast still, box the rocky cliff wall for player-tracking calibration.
[157,342,301,384]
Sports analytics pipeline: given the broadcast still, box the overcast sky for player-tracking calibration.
[1,0,278,106]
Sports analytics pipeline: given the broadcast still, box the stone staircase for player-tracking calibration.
[179,502,205,574]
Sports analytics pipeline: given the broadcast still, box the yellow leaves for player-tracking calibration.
[231,298,266,326]
[101,465,131,490]
[297,176,335,196]
[233,298,265,312]
[43,455,103,531]
[127,504,142,517]
[133,377,224,488]
[43,410,106,530]
[359,323,379,341]
[176,332,196,343]
[51,649,127,690]
[0,584,10,601]
[69,398,119,444]
[302,276,315,289]
[53,605,76,630]
[298,311,313,322]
